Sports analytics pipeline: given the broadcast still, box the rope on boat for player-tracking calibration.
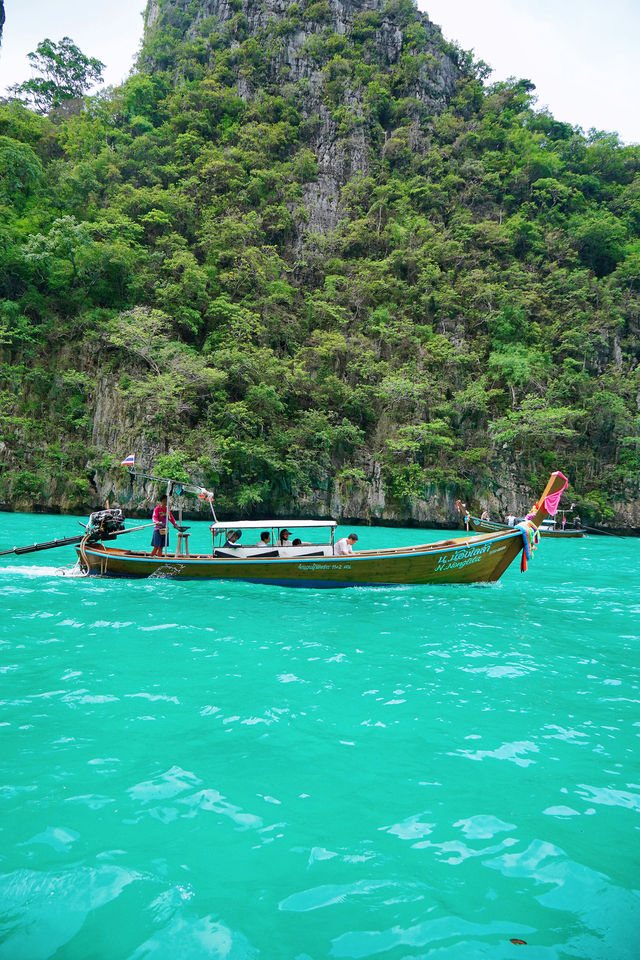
[57,532,108,577]
[516,520,540,572]
[54,532,93,577]
[77,532,92,576]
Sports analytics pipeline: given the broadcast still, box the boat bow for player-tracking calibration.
[527,472,569,527]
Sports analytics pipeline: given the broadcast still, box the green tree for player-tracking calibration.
[571,212,627,278]
[12,37,105,113]
[22,215,95,283]
[0,135,42,205]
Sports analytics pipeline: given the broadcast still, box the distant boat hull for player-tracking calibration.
[78,529,529,587]
[467,516,585,538]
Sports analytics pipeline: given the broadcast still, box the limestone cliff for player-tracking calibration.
[142,0,458,233]
[2,1,637,533]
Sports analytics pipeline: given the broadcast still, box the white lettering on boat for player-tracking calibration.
[435,543,492,572]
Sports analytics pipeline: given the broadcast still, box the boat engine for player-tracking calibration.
[87,509,126,541]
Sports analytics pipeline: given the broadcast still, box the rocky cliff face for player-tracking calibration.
[143,0,459,233]
[3,1,636,532]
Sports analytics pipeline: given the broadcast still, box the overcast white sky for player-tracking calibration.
[419,0,639,144]
[0,0,638,144]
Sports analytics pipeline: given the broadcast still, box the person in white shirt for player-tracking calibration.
[276,529,291,547]
[335,533,358,556]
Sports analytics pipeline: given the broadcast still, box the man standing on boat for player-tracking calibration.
[335,533,358,556]
[151,494,179,557]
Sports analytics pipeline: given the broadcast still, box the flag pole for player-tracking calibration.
[164,478,171,557]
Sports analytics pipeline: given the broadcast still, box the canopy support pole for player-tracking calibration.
[164,479,171,557]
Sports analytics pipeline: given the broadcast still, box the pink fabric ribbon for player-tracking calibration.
[544,481,568,517]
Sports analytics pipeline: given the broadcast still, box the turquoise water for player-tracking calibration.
[1,512,638,960]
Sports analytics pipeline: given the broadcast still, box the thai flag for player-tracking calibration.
[121,454,135,467]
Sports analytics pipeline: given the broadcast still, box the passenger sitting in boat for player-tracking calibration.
[506,515,516,526]
[335,533,358,556]
[151,494,179,557]
[255,531,271,547]
[223,530,242,548]
[276,529,291,547]
[292,537,311,546]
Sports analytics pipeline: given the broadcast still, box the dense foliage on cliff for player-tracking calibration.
[1,0,639,522]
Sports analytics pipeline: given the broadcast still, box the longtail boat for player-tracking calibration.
[457,505,586,539]
[63,471,568,587]
[1,471,568,588]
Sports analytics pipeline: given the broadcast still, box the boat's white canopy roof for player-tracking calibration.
[209,519,337,531]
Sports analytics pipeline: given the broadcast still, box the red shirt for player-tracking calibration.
[152,504,177,530]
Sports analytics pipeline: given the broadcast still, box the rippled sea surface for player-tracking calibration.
[1,513,639,960]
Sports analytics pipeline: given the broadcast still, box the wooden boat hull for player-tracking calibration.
[78,529,528,587]
[467,517,585,538]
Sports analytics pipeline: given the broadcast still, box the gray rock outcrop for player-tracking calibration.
[142,0,459,233]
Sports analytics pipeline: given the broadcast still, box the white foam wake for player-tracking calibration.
[0,564,74,578]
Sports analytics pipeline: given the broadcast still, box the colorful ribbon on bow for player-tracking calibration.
[516,519,540,572]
